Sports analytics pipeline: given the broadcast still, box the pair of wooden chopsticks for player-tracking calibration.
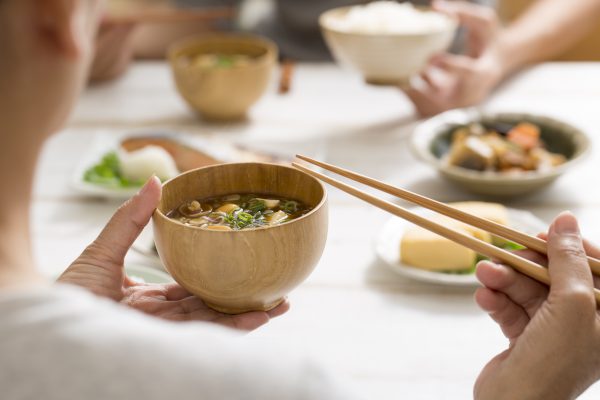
[292,155,600,304]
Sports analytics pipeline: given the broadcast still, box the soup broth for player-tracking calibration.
[187,53,253,69]
[168,193,313,231]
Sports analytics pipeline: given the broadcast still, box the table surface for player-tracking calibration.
[35,62,600,399]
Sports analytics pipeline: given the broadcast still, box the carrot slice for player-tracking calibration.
[507,123,541,150]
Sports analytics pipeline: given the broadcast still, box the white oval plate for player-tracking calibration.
[71,131,313,200]
[374,207,548,287]
[71,131,251,200]
[130,225,165,270]
[126,263,174,284]
[51,264,173,284]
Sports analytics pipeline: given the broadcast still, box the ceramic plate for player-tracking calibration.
[70,130,300,200]
[51,263,173,284]
[374,207,548,287]
[126,263,174,284]
[131,225,165,270]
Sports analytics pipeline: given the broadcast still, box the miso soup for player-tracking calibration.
[188,53,253,69]
[168,193,313,231]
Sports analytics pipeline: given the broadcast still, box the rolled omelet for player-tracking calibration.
[400,202,508,271]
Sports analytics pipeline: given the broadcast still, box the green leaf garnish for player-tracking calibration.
[83,151,154,189]
[281,200,298,213]
[247,199,266,213]
[440,241,525,275]
[223,210,266,230]
[501,241,526,251]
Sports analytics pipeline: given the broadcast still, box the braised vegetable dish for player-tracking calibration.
[445,122,566,173]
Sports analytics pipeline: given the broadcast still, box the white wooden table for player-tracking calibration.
[34,62,600,399]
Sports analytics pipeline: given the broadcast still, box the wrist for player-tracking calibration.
[492,30,527,79]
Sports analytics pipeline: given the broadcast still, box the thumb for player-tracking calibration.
[91,176,162,264]
[546,212,594,303]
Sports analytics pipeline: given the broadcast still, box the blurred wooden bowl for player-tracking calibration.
[152,162,328,314]
[168,33,277,121]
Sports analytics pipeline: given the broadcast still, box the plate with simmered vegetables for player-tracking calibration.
[374,202,547,287]
[411,109,590,197]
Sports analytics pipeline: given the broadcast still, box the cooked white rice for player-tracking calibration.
[327,1,452,34]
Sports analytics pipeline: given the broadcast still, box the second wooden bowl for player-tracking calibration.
[168,33,277,121]
[152,163,328,314]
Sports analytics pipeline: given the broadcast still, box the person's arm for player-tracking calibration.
[405,0,600,117]
[90,1,241,82]
[131,21,219,59]
[496,0,600,77]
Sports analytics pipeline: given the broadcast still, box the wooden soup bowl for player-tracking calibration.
[152,163,328,314]
[168,33,277,121]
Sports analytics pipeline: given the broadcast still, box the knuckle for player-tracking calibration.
[563,285,595,309]
[492,297,520,326]
[555,236,586,258]
[93,239,120,256]
[81,241,114,263]
[115,199,147,232]
[499,309,521,328]
[560,246,586,261]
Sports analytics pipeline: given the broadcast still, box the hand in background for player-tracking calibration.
[58,177,289,331]
[89,20,137,83]
[474,213,600,399]
[404,1,504,117]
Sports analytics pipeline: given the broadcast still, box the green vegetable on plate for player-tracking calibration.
[83,151,145,188]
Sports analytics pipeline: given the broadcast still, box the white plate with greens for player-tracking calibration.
[71,132,180,200]
[374,207,548,287]
[73,149,141,199]
[71,131,317,200]
[71,131,242,200]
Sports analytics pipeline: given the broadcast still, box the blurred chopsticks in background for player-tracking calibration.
[278,59,295,95]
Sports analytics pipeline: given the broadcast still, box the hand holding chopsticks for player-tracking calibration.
[292,154,600,305]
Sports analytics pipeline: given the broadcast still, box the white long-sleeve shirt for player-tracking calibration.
[0,285,355,400]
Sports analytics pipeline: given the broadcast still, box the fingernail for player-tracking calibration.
[139,175,160,195]
[553,211,580,235]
